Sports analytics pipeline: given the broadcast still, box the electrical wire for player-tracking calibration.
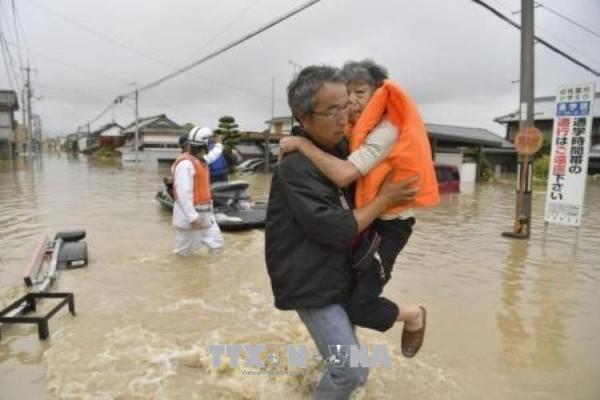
[9,0,24,71]
[120,0,321,97]
[537,2,600,39]
[0,28,20,90]
[495,0,600,66]
[470,0,600,76]
[26,0,285,104]
[76,0,319,131]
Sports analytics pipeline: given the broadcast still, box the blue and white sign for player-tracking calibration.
[556,101,591,117]
[545,83,595,227]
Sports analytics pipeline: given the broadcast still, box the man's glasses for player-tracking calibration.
[311,102,351,120]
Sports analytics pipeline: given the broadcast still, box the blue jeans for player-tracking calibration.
[297,304,369,400]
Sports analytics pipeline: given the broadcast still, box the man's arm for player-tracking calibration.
[174,161,199,224]
[278,154,418,246]
[278,154,357,249]
[279,121,397,187]
[204,142,224,164]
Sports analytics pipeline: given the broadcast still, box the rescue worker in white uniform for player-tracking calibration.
[172,126,224,256]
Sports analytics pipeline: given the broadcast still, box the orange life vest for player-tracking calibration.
[349,80,439,214]
[172,153,211,205]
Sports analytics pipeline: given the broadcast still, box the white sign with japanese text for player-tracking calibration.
[544,83,595,226]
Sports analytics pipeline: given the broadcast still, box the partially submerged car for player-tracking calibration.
[435,163,460,194]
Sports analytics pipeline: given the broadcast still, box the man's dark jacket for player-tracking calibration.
[265,141,357,310]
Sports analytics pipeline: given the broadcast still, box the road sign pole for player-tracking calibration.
[503,0,536,239]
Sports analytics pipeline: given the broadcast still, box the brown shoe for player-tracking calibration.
[401,306,427,358]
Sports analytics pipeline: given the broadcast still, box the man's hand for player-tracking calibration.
[191,218,204,229]
[191,216,212,229]
[278,136,308,163]
[378,174,420,209]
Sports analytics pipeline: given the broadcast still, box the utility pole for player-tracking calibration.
[134,87,139,164]
[265,77,274,173]
[288,60,302,129]
[503,0,536,239]
[22,61,35,154]
[20,88,26,134]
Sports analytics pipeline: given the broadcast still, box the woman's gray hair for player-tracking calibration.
[287,65,344,121]
[340,59,389,89]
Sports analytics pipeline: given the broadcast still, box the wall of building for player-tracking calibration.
[435,152,463,168]
[78,136,88,152]
[0,111,14,140]
[460,163,478,183]
[100,136,125,149]
[0,110,15,158]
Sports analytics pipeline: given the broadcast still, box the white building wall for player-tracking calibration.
[78,136,88,151]
[435,152,463,168]
[0,111,14,140]
[460,163,478,183]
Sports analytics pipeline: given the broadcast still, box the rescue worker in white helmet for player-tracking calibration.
[171,126,224,256]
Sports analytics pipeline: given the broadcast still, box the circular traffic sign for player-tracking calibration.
[514,127,544,155]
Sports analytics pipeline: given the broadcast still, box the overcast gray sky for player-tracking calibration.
[1,0,599,137]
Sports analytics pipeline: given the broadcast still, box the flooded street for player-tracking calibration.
[1,153,599,399]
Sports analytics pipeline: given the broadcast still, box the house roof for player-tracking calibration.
[92,122,123,136]
[265,116,293,125]
[426,123,514,148]
[494,92,600,123]
[239,130,286,141]
[122,114,181,134]
[0,90,19,110]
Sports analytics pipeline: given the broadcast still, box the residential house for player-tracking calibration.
[236,130,282,161]
[15,124,27,154]
[77,132,89,153]
[96,122,124,149]
[0,90,19,159]
[427,123,517,182]
[119,114,186,164]
[265,116,293,135]
[239,116,515,181]
[121,114,184,150]
[495,92,600,174]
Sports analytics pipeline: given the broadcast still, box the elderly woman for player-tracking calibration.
[279,59,438,357]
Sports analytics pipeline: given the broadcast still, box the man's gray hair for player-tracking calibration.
[287,65,344,121]
[340,59,389,89]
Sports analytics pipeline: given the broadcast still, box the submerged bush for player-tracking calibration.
[533,154,550,185]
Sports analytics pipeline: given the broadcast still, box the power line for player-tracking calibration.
[76,101,117,131]
[0,29,20,90]
[0,37,17,90]
[81,0,320,131]
[119,0,322,97]
[470,0,600,77]
[26,0,172,69]
[10,0,24,70]
[3,37,132,87]
[12,0,32,65]
[490,0,600,67]
[27,0,288,105]
[36,82,112,105]
[537,2,600,39]
[0,1,26,90]
[189,0,262,60]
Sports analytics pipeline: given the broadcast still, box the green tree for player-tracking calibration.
[181,122,195,132]
[533,154,550,185]
[479,153,493,182]
[214,115,240,150]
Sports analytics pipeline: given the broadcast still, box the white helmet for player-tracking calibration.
[187,126,213,146]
